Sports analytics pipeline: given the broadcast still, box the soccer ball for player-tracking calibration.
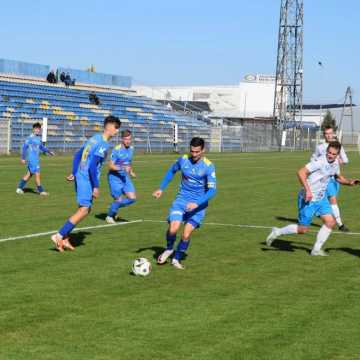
[132,258,152,277]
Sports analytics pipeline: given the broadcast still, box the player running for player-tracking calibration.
[16,122,54,196]
[266,141,359,256]
[106,129,137,224]
[51,115,121,252]
[311,125,349,231]
[153,137,217,269]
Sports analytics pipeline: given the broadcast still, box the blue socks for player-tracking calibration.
[108,201,121,217]
[108,198,136,217]
[18,179,27,189]
[17,180,45,193]
[166,232,177,250]
[59,220,76,238]
[174,240,190,261]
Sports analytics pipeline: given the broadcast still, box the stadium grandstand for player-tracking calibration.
[0,59,211,154]
[1,58,359,155]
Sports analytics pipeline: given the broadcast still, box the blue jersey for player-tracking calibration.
[21,134,50,165]
[77,133,109,181]
[109,144,134,176]
[161,155,217,203]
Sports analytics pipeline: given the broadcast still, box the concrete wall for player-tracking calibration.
[133,75,275,118]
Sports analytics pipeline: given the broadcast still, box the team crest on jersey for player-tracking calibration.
[98,146,106,155]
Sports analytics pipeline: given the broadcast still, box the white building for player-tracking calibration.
[133,74,276,119]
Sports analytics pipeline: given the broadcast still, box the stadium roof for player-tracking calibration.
[302,104,356,110]
[156,100,211,113]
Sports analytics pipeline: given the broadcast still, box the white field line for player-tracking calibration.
[1,218,360,245]
[143,219,360,236]
[0,219,143,244]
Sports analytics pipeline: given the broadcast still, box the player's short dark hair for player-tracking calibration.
[121,129,132,138]
[104,115,121,129]
[33,122,41,129]
[190,137,205,149]
[323,125,335,132]
[327,141,342,153]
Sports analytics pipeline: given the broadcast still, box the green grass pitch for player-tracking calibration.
[1,151,360,360]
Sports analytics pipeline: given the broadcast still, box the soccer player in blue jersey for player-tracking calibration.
[106,129,137,224]
[16,122,54,196]
[153,137,217,269]
[51,115,121,252]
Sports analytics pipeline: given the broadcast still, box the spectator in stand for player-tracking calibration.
[64,73,76,87]
[46,70,57,84]
[89,92,100,105]
[60,71,66,83]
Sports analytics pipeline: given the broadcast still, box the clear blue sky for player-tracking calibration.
[0,0,359,103]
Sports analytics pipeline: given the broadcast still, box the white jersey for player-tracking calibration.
[311,142,349,164]
[302,155,340,201]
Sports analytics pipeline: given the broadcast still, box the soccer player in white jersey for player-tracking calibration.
[311,125,349,231]
[266,141,359,256]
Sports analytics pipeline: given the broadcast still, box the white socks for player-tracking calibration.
[313,225,332,252]
[331,204,343,226]
[279,224,298,235]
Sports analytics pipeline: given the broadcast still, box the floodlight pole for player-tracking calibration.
[338,86,354,144]
[273,0,304,150]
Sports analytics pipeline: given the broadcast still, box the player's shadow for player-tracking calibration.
[275,216,321,228]
[69,231,90,248]
[49,231,90,252]
[326,247,360,258]
[95,213,129,222]
[261,239,310,254]
[136,246,188,261]
[22,188,38,195]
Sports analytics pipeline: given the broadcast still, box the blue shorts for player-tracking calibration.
[75,174,93,208]
[326,177,340,197]
[168,197,207,228]
[108,173,135,199]
[28,162,40,174]
[298,193,333,226]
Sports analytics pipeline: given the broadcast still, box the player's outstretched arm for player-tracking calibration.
[335,174,360,186]
[153,160,181,198]
[128,166,136,178]
[152,189,163,199]
[39,144,54,156]
[66,146,84,181]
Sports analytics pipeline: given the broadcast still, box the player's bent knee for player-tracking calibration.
[325,219,336,229]
[79,207,90,215]
[298,226,308,234]
[126,193,136,201]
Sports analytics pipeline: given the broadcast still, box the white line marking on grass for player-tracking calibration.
[143,219,360,236]
[0,219,143,244]
[2,218,360,245]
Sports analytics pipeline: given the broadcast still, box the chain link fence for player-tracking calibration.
[3,117,212,154]
[0,117,333,155]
